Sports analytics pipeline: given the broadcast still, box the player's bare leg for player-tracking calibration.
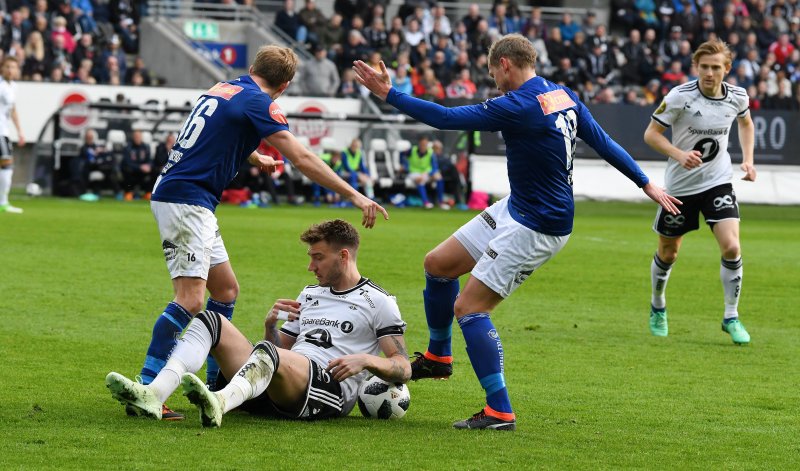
[712,220,749,344]
[0,157,21,213]
[412,237,477,380]
[452,276,515,431]
[650,235,683,337]
[172,276,208,315]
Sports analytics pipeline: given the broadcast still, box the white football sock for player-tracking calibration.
[218,348,276,413]
[720,257,743,319]
[148,318,213,403]
[651,253,673,310]
[0,167,12,206]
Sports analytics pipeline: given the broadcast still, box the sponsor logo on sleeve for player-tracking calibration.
[655,100,667,114]
[536,89,577,115]
[206,82,243,100]
[269,102,288,125]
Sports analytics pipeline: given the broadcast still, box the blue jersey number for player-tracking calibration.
[554,110,577,184]
[177,97,219,149]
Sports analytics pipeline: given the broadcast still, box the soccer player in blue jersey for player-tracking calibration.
[111,45,388,419]
[354,34,681,430]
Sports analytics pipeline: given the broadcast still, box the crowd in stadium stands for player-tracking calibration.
[4,0,157,85]
[280,0,800,111]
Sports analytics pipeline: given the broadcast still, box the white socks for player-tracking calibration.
[0,167,12,206]
[148,318,213,403]
[650,253,673,310]
[720,257,743,319]
[217,346,276,413]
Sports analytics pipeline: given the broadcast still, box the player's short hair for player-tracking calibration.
[301,219,360,252]
[251,45,298,88]
[1,56,19,66]
[692,40,733,67]
[487,34,537,69]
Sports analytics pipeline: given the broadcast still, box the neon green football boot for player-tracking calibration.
[722,318,750,345]
[649,306,668,337]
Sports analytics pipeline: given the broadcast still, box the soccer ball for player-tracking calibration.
[26,182,42,197]
[357,375,410,419]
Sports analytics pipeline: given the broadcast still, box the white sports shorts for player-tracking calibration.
[453,196,570,298]
[151,201,229,279]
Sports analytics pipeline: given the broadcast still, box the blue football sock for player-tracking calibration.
[417,184,429,204]
[436,180,445,204]
[423,272,459,358]
[140,302,192,384]
[205,298,235,385]
[458,312,513,414]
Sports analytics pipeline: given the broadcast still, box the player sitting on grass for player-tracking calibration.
[106,219,410,426]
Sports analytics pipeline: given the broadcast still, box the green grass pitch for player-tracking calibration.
[1,197,798,469]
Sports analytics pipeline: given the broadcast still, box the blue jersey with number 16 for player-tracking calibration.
[151,75,290,212]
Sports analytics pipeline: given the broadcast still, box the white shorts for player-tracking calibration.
[151,201,229,279]
[453,196,570,298]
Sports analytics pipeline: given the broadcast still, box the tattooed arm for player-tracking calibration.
[326,335,411,383]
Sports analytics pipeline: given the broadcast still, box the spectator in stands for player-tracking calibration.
[489,3,518,37]
[75,128,121,201]
[245,143,298,206]
[311,137,342,206]
[405,5,433,39]
[468,20,492,60]
[337,68,363,98]
[431,50,452,85]
[73,58,97,83]
[348,14,366,38]
[769,32,795,66]
[642,78,663,105]
[461,3,484,39]
[586,43,617,86]
[49,35,72,77]
[275,0,307,44]
[22,30,50,79]
[401,135,445,209]
[522,6,547,40]
[551,56,588,92]
[49,64,68,82]
[51,16,76,54]
[470,53,493,97]
[431,5,452,37]
[621,28,646,85]
[568,31,591,68]
[762,79,798,109]
[120,129,153,200]
[301,44,340,97]
[418,67,445,101]
[72,33,98,72]
[388,15,405,37]
[545,26,567,65]
[433,139,464,209]
[392,63,413,95]
[319,13,345,56]
[96,54,122,84]
[380,31,409,67]
[125,56,151,85]
[100,34,127,80]
[299,0,326,46]
[340,138,374,200]
[445,68,477,99]
[403,18,425,48]
[661,59,687,87]
[71,0,98,35]
[55,0,79,35]
[3,10,32,52]
[364,16,388,50]
[558,13,581,43]
[109,0,140,52]
[451,50,471,76]
[622,88,646,105]
[339,29,369,69]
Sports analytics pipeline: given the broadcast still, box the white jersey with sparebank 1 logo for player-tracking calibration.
[0,78,17,137]
[279,278,406,415]
[651,81,750,196]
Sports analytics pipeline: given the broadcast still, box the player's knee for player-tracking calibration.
[423,249,450,277]
[211,280,239,303]
[721,243,741,260]
[453,297,472,318]
[181,299,205,315]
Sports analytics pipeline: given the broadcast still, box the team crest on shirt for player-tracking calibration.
[536,89,576,115]
[269,102,288,124]
[206,82,243,100]
[655,100,667,114]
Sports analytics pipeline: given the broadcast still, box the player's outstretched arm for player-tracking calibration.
[326,335,411,384]
[265,131,389,228]
[737,114,757,182]
[642,182,682,215]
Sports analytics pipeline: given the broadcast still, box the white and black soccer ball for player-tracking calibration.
[357,375,410,419]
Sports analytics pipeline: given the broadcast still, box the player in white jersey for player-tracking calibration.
[644,40,756,344]
[0,57,25,214]
[106,219,410,425]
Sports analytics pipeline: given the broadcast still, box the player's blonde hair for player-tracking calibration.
[692,40,733,67]
[251,45,298,88]
[301,219,360,252]
[488,34,537,69]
